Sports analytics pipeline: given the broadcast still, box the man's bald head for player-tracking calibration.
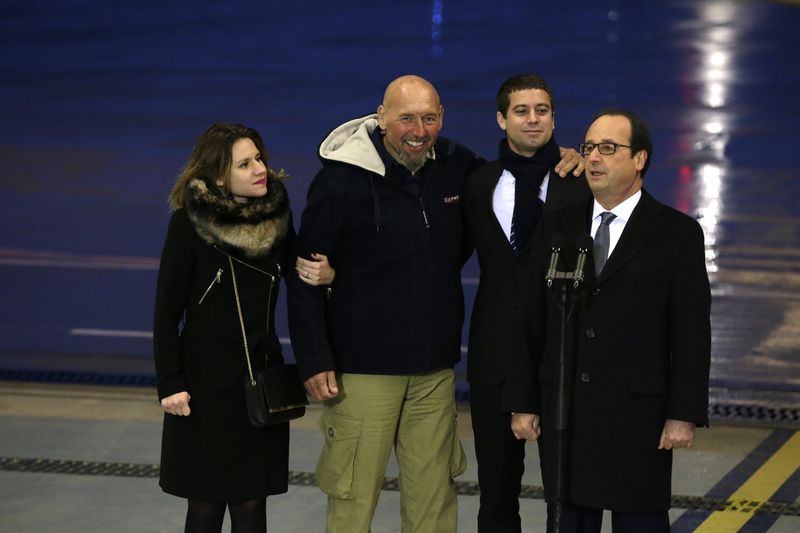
[377,75,444,173]
[382,75,441,110]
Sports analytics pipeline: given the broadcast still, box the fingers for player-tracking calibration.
[659,420,695,450]
[298,254,329,271]
[304,371,339,401]
[297,254,332,286]
[303,376,323,400]
[297,267,320,286]
[324,371,339,396]
[160,391,191,416]
[312,254,335,285]
[513,426,540,441]
[658,430,669,450]
[510,413,541,441]
[554,147,585,177]
[572,156,586,176]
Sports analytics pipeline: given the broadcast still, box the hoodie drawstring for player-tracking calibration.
[369,175,382,232]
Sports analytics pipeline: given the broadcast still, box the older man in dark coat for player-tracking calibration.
[505,109,711,532]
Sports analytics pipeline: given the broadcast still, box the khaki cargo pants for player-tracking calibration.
[315,369,467,533]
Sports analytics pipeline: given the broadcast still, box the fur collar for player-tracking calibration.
[184,178,290,259]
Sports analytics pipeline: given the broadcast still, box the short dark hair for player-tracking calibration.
[496,74,554,116]
[592,108,653,177]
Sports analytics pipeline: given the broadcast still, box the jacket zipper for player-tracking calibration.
[198,268,222,305]
[265,270,275,335]
[220,249,281,335]
[418,197,430,229]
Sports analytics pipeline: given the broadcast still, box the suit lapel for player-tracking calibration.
[480,162,517,256]
[543,167,562,214]
[595,190,666,284]
[482,162,555,258]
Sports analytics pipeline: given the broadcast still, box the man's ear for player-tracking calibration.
[634,150,647,171]
[496,110,507,131]
[377,104,386,130]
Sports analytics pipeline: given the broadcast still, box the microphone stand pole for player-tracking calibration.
[550,239,590,532]
[552,280,569,533]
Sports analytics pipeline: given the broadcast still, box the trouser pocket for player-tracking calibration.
[450,412,467,479]
[315,409,362,499]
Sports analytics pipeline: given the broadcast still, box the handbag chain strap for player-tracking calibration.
[229,256,256,386]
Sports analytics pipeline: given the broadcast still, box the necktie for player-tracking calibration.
[593,212,617,274]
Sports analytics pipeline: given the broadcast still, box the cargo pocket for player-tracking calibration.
[315,409,362,500]
[449,412,467,480]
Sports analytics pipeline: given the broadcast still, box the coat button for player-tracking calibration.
[592,288,600,296]
[585,329,596,339]
[580,372,591,383]
[328,427,335,438]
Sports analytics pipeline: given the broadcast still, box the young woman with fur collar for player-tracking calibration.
[153,123,332,532]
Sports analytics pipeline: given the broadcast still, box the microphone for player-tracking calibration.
[572,235,594,289]
[545,234,563,288]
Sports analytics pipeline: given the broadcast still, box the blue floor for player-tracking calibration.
[1,0,800,409]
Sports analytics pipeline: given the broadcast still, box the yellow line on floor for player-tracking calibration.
[695,431,800,532]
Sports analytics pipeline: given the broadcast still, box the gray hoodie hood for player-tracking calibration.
[318,114,386,176]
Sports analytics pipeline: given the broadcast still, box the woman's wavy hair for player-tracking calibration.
[168,123,286,210]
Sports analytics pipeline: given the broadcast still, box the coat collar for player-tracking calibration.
[184,177,290,259]
[592,189,666,284]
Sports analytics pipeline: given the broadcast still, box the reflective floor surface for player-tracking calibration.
[1,382,799,532]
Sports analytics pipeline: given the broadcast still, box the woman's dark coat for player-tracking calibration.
[153,177,294,502]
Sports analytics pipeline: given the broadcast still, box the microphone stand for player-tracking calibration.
[552,279,569,533]
[549,240,590,533]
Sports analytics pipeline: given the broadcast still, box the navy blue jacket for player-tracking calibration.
[287,115,480,381]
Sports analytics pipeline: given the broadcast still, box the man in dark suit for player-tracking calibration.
[463,74,590,532]
[506,109,711,532]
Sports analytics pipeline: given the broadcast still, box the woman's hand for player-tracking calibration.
[161,391,191,416]
[296,253,335,286]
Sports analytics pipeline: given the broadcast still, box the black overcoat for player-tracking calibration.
[505,189,711,512]
[153,180,294,502]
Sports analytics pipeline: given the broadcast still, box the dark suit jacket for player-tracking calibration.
[504,189,711,512]
[464,160,591,387]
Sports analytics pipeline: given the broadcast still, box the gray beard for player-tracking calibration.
[384,137,428,174]
[394,150,426,174]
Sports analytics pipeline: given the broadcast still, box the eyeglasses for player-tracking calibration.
[579,142,632,156]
